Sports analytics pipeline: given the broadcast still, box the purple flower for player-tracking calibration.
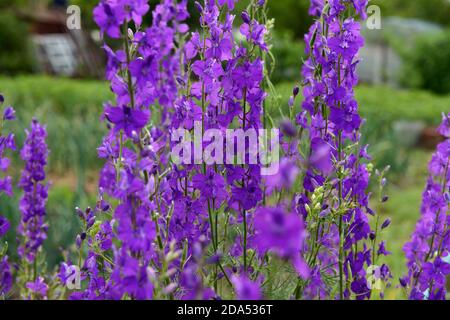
[0,176,12,197]
[18,119,49,263]
[231,275,262,300]
[0,216,10,238]
[218,0,237,10]
[328,19,364,60]
[173,97,202,130]
[377,241,391,256]
[266,159,299,191]
[438,113,450,137]
[93,1,126,39]
[253,207,309,278]
[104,105,150,137]
[421,258,450,289]
[120,0,149,26]
[381,218,391,230]
[404,113,450,299]
[231,182,262,211]
[193,169,228,205]
[352,0,368,19]
[309,138,333,175]
[240,21,267,51]
[26,277,48,299]
[0,256,12,296]
[2,106,15,121]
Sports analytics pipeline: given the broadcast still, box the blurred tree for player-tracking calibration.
[266,0,312,39]
[371,0,450,26]
[0,12,34,74]
[401,30,450,94]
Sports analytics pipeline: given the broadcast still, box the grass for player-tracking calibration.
[0,75,444,289]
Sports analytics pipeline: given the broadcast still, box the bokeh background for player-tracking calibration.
[0,0,449,298]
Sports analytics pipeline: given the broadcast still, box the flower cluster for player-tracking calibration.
[403,112,450,300]
[281,0,393,299]
[4,0,448,301]
[62,0,192,300]
[0,94,15,297]
[17,119,49,265]
[67,0,392,301]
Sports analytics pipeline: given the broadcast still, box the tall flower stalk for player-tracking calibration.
[403,112,450,300]
[17,119,49,298]
[66,0,191,300]
[286,0,392,299]
[0,94,15,298]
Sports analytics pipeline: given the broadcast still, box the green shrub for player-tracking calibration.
[270,32,305,83]
[0,13,34,75]
[401,30,450,94]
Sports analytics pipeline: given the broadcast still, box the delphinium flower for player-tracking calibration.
[17,119,49,264]
[25,276,48,300]
[82,0,190,300]
[59,205,113,300]
[403,113,450,300]
[17,119,49,298]
[168,0,269,298]
[0,94,15,298]
[285,0,391,300]
[231,274,262,300]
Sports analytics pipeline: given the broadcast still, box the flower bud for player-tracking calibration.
[241,11,251,24]
[76,234,82,248]
[127,28,134,40]
[280,119,296,138]
[87,216,96,229]
[75,207,85,220]
[444,192,450,203]
[288,96,295,108]
[293,86,300,97]
[399,277,407,288]
[381,218,391,229]
[194,1,203,13]
[3,106,15,121]
[176,76,186,86]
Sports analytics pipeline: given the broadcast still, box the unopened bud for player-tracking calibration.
[381,218,391,229]
[241,11,251,24]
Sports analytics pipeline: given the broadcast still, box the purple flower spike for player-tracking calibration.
[403,114,450,300]
[17,119,49,264]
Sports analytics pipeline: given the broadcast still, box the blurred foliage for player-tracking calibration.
[0,76,111,173]
[401,30,450,95]
[265,0,312,39]
[0,12,34,74]
[371,0,450,27]
[270,31,305,83]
